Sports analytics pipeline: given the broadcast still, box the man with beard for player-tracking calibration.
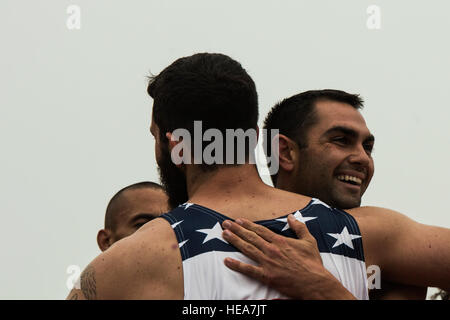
[221,90,427,299]
[97,181,169,252]
[66,53,450,300]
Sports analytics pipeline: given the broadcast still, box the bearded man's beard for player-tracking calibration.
[157,143,189,209]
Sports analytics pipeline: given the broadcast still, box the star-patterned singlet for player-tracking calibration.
[160,198,369,300]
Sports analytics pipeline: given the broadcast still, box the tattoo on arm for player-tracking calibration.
[68,293,78,300]
[80,265,97,300]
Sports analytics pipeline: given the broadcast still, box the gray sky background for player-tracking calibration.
[1,0,449,299]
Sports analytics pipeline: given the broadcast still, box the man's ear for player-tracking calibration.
[166,132,178,152]
[166,132,188,168]
[97,229,113,252]
[277,134,298,173]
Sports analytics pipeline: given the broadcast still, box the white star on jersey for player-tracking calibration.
[275,210,317,231]
[196,222,228,244]
[171,220,183,229]
[183,203,194,210]
[179,239,189,248]
[327,226,362,249]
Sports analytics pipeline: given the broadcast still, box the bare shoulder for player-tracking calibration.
[346,205,419,246]
[347,206,414,231]
[122,216,181,266]
[347,206,450,288]
[78,217,183,299]
[344,206,416,267]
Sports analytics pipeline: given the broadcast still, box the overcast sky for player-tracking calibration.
[1,0,449,299]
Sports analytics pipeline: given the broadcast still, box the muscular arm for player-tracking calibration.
[66,238,142,300]
[369,282,427,300]
[354,206,450,291]
[65,218,182,300]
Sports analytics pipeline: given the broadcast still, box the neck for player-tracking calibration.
[274,171,297,194]
[186,164,266,202]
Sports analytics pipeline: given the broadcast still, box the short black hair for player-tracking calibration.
[263,89,364,185]
[147,53,259,170]
[104,181,165,230]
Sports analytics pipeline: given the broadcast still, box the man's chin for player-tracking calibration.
[333,195,361,209]
[330,182,362,209]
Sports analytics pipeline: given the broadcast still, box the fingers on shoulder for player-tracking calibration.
[238,218,278,242]
[225,257,269,284]
[287,215,315,242]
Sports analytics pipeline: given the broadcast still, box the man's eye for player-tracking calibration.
[134,222,148,229]
[332,137,348,144]
[364,144,374,154]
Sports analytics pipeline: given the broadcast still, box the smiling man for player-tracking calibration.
[265,90,374,210]
[223,89,427,299]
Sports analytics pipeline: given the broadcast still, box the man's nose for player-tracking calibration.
[348,144,371,167]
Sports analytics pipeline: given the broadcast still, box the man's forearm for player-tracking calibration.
[307,271,357,300]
